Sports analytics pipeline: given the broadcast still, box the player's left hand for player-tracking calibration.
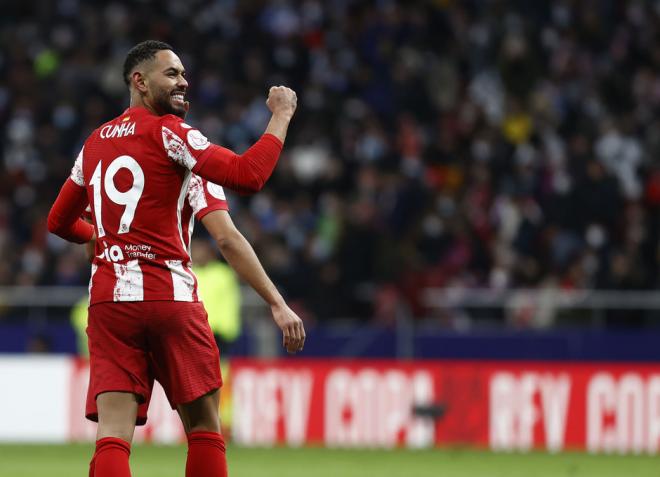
[271,302,306,354]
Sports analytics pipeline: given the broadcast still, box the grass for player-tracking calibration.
[1,444,660,477]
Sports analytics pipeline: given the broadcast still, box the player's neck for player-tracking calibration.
[129,92,158,116]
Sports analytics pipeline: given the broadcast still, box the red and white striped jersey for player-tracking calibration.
[72,106,228,305]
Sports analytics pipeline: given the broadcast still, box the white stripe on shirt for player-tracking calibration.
[176,170,192,254]
[112,260,144,301]
[166,259,195,301]
[88,263,97,305]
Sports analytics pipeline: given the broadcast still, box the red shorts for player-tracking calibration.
[85,301,222,425]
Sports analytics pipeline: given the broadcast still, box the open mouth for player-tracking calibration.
[171,91,185,106]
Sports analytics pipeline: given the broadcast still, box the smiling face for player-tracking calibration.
[133,50,189,118]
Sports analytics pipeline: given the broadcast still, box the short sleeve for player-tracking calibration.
[186,174,229,220]
[70,147,85,186]
[160,115,213,171]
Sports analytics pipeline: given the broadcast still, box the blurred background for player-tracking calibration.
[2,0,660,474]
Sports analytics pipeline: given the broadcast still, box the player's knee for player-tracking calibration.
[188,419,221,434]
[97,423,135,443]
[185,408,221,433]
[97,414,136,441]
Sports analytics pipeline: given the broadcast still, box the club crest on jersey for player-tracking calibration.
[100,122,136,139]
[187,129,210,150]
[96,241,124,262]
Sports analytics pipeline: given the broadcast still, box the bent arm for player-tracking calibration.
[193,133,283,195]
[47,179,95,243]
[189,86,296,194]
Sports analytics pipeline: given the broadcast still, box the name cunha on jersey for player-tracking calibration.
[100,121,136,139]
[97,241,156,262]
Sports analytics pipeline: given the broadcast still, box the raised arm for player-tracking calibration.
[164,86,297,195]
[194,86,297,193]
[192,134,284,194]
[200,209,305,354]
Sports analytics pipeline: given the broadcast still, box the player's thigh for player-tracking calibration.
[96,391,140,442]
[178,389,221,434]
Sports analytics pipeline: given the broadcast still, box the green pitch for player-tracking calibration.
[1,444,659,477]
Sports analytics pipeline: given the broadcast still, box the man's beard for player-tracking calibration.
[154,90,186,119]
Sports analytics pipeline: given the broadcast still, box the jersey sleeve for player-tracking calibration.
[47,178,94,243]
[159,114,283,194]
[186,174,229,221]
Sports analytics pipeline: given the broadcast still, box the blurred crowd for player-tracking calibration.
[2,0,660,325]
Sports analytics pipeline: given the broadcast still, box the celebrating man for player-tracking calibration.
[47,40,305,477]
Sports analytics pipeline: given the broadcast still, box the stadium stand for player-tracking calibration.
[1,0,659,329]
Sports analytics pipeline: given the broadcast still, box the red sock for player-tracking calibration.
[93,437,131,477]
[186,431,227,477]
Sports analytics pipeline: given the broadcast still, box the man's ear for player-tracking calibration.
[132,71,148,93]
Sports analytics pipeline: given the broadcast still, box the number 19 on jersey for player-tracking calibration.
[89,155,145,238]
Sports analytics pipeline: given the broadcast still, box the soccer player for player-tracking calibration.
[47,40,304,477]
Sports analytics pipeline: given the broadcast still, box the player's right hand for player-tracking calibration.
[271,301,305,354]
[266,86,297,119]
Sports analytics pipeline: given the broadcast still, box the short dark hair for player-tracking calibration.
[123,40,173,86]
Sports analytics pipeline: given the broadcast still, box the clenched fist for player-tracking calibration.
[266,85,297,119]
